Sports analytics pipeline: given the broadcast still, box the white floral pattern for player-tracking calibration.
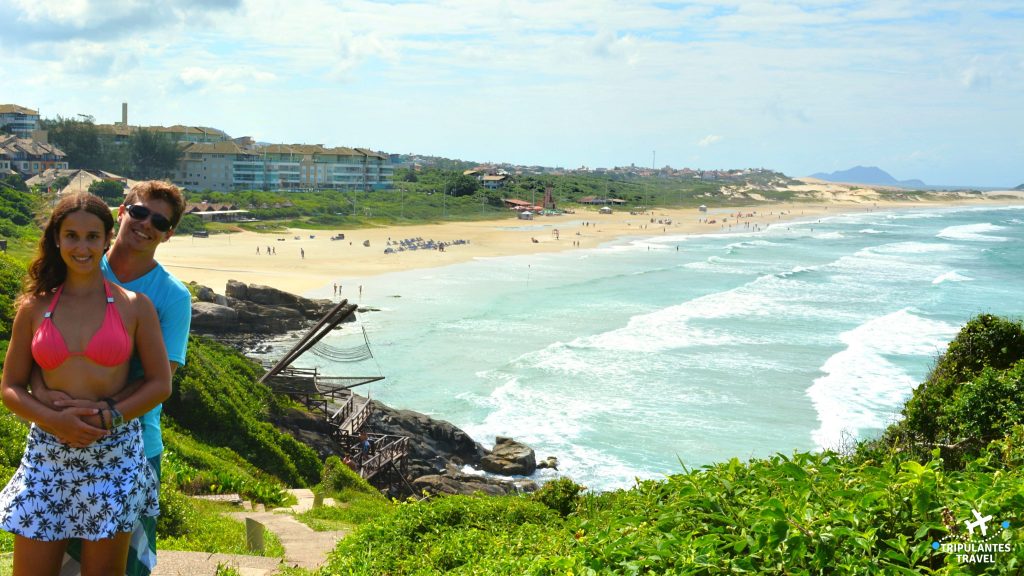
[0,421,158,541]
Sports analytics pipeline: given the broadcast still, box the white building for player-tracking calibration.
[0,104,40,139]
[174,141,394,192]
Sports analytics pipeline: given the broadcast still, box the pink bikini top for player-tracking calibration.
[31,281,132,371]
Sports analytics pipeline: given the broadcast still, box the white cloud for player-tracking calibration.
[2,0,1022,186]
[698,135,723,147]
[177,66,277,93]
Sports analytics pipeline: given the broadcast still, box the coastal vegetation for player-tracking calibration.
[1,186,1023,573]
[181,167,869,235]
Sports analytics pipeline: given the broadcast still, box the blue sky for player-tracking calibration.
[1,0,1021,187]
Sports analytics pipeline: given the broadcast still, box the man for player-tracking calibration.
[37,181,191,576]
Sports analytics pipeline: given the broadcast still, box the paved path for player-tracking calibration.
[151,489,348,576]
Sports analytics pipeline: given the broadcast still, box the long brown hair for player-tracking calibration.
[24,193,115,298]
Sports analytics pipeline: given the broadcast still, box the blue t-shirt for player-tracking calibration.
[102,255,191,458]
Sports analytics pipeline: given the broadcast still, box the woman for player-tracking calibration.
[0,192,171,576]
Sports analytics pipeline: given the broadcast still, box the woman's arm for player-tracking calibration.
[102,293,171,423]
[1,303,106,447]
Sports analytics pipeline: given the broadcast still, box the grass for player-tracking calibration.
[159,498,287,557]
[296,497,393,532]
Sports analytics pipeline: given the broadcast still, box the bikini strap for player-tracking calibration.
[44,284,65,318]
[104,280,115,304]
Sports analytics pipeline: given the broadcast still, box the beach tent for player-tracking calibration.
[698,205,708,212]
[518,211,534,220]
[599,206,613,214]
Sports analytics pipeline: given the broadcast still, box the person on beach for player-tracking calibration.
[33,181,192,576]
[0,192,172,576]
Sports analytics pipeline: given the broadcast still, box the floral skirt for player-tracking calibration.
[0,420,159,541]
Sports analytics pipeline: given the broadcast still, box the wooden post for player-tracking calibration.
[245,517,265,554]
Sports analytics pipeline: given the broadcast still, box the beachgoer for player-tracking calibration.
[0,192,172,576]
[33,181,191,576]
[300,248,305,259]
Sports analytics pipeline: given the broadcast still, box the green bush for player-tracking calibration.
[892,314,1024,449]
[531,476,584,517]
[157,483,201,537]
[323,495,561,574]
[165,335,321,487]
[949,360,1024,442]
[319,455,379,496]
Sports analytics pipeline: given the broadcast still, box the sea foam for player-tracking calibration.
[937,222,1009,242]
[807,309,958,450]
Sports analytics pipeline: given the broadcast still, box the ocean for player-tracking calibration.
[262,204,1024,492]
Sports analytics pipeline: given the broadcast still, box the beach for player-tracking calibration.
[245,198,1024,489]
[158,190,1024,297]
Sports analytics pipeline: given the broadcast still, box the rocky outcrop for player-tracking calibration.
[480,436,537,476]
[189,280,335,335]
[272,396,545,496]
[412,471,538,496]
[365,400,488,480]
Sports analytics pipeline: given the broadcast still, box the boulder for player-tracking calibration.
[365,401,488,480]
[480,436,536,476]
[411,472,538,497]
[190,301,238,332]
[189,280,336,334]
[536,456,559,470]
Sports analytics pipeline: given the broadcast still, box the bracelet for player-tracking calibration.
[98,408,109,431]
[101,397,117,411]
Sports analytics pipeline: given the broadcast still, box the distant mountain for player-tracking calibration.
[811,166,926,188]
[1015,183,1024,191]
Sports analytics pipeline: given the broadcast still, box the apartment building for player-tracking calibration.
[175,141,393,192]
[0,104,40,138]
[0,135,69,176]
[96,123,231,145]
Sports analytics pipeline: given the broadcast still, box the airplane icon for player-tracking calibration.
[965,509,993,536]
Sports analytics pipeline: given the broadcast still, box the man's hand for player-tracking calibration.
[52,398,107,412]
[28,370,74,409]
[46,408,107,448]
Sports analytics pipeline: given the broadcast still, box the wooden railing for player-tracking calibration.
[359,436,410,480]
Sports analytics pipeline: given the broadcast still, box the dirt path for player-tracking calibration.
[151,489,347,576]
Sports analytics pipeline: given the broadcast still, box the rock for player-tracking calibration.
[480,436,536,476]
[190,301,238,332]
[365,401,488,480]
[189,280,336,335]
[536,456,559,470]
[194,284,217,303]
[411,471,538,497]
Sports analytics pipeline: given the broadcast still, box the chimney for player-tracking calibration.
[121,102,128,126]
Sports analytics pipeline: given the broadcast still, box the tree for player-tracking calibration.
[39,116,104,169]
[128,129,183,180]
[89,180,126,203]
[448,173,481,197]
[2,175,27,192]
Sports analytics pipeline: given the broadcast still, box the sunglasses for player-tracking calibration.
[125,204,173,232]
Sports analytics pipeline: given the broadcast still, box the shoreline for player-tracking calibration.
[158,193,1024,297]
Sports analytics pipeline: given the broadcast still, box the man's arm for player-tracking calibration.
[101,362,180,403]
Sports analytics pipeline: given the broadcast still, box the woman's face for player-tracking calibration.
[56,210,109,274]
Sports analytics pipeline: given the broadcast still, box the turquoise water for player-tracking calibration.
[267,204,1024,491]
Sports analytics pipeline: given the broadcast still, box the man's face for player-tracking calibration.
[116,196,176,253]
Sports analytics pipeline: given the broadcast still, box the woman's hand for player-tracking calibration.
[46,407,108,448]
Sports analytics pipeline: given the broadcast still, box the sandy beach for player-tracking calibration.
[157,190,1024,298]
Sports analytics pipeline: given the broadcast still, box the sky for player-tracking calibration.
[1,0,1022,187]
